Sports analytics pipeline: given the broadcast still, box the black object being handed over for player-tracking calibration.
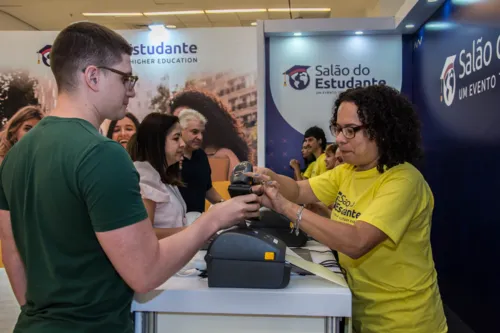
[227,161,255,198]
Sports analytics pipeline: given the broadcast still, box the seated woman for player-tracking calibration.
[128,113,187,239]
[0,105,43,164]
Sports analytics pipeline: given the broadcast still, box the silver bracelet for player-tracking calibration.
[295,205,305,236]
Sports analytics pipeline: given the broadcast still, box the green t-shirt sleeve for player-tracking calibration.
[0,162,9,211]
[77,141,148,232]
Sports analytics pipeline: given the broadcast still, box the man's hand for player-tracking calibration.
[208,193,261,229]
[289,159,300,169]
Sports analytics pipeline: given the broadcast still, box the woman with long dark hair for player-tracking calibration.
[127,113,187,239]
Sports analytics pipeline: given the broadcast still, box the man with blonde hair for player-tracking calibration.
[178,108,224,213]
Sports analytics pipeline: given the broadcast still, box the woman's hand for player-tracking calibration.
[251,167,276,181]
[248,173,291,215]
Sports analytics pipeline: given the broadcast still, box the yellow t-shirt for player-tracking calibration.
[302,161,316,179]
[311,153,327,178]
[309,163,447,333]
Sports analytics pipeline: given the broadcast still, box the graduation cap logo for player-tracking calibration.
[440,55,456,106]
[283,65,311,91]
[37,45,52,67]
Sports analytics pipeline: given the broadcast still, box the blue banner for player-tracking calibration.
[412,1,500,331]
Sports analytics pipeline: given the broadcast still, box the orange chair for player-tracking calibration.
[205,181,231,211]
[0,242,3,268]
[208,157,230,182]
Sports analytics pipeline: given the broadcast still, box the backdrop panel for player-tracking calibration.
[0,27,257,178]
[411,1,500,331]
[265,35,403,175]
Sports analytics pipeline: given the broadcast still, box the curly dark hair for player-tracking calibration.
[169,89,250,162]
[304,126,327,151]
[331,84,423,173]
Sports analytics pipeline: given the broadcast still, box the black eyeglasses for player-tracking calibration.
[82,66,138,90]
[330,124,365,139]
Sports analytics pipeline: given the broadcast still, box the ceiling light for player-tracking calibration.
[405,24,415,28]
[425,22,455,30]
[355,31,363,35]
[452,0,480,4]
[205,9,266,14]
[82,12,143,17]
[144,10,204,16]
[148,24,166,32]
[268,8,331,12]
[166,25,177,29]
[251,22,257,26]
[294,32,302,36]
[427,0,438,2]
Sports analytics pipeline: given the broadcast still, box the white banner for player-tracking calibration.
[0,27,257,165]
[268,35,402,142]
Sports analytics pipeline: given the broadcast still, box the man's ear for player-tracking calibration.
[84,66,100,92]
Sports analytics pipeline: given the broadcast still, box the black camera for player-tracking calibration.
[228,161,255,198]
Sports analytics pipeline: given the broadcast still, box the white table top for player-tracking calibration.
[132,241,352,317]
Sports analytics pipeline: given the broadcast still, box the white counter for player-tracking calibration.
[132,241,352,333]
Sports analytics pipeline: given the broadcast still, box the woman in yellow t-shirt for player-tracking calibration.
[250,85,447,333]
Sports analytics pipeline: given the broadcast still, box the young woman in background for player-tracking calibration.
[0,105,43,163]
[127,113,187,239]
[106,112,140,149]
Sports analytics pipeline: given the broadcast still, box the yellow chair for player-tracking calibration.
[205,181,231,211]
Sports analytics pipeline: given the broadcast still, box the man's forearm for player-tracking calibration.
[144,214,219,292]
[292,167,304,181]
[154,227,186,240]
[206,187,223,204]
[2,243,27,306]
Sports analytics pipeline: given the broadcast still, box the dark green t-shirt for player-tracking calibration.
[0,116,148,333]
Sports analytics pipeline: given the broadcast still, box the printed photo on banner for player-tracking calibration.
[0,28,257,180]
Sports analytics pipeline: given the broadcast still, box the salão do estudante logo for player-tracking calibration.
[283,64,387,95]
[440,34,500,106]
[38,41,199,67]
[37,45,52,67]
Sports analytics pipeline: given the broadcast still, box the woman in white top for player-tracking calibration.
[128,113,187,239]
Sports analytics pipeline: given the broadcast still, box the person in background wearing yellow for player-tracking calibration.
[290,141,316,180]
[0,105,43,164]
[324,143,343,170]
[250,84,447,333]
[303,126,327,177]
